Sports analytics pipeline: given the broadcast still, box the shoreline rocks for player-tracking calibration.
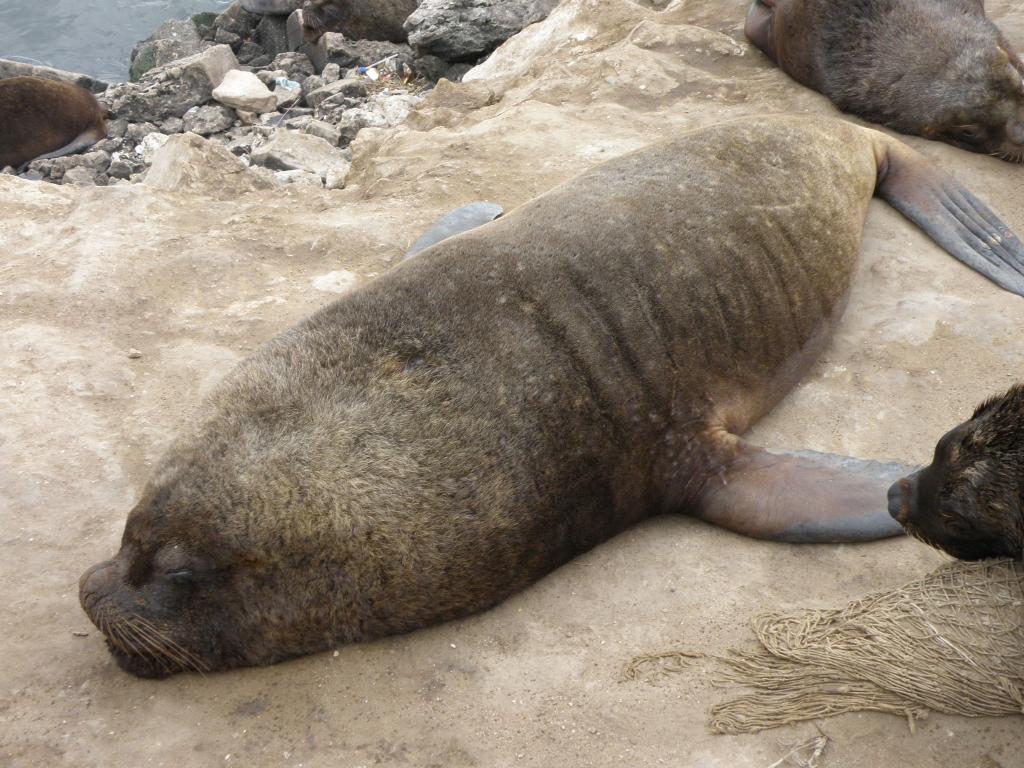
[1,0,553,190]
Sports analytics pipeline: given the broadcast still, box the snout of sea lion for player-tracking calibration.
[80,115,1024,676]
[0,76,108,171]
[888,385,1024,561]
[746,0,1024,162]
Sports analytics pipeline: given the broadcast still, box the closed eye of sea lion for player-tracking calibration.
[745,0,1024,162]
[0,76,108,171]
[888,385,1024,561]
[79,114,1024,677]
[300,0,420,44]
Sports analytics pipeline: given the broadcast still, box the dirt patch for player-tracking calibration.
[2,0,1023,765]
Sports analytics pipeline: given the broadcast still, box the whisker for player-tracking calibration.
[130,615,209,673]
[127,620,196,673]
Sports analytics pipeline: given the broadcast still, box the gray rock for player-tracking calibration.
[106,118,129,139]
[286,9,307,52]
[241,0,303,14]
[226,134,257,155]
[256,15,291,59]
[337,107,388,144]
[305,77,367,109]
[108,153,146,179]
[274,82,303,109]
[272,51,315,82]
[130,18,206,81]
[126,122,161,142]
[321,63,341,83]
[0,58,107,93]
[300,75,325,103]
[302,118,341,145]
[110,45,239,122]
[404,0,559,61]
[249,130,349,179]
[410,54,449,81]
[214,3,262,38]
[257,68,288,85]
[215,28,243,49]
[160,116,185,134]
[62,166,100,186]
[183,104,237,135]
[93,138,124,154]
[191,12,219,40]
[213,70,278,112]
[307,33,412,73]
[246,54,274,69]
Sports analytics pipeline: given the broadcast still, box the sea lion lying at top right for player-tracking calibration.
[746,0,1024,161]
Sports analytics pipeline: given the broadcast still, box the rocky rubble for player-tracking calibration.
[5,4,433,189]
[1,0,562,189]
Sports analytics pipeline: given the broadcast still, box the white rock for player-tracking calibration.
[324,162,351,190]
[213,70,278,113]
[274,169,324,187]
[137,133,170,162]
[144,133,273,197]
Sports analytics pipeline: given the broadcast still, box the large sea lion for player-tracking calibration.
[300,0,420,44]
[888,385,1024,561]
[0,76,108,171]
[745,0,1024,161]
[79,115,1024,677]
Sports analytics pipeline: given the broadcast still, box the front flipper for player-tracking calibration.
[694,438,912,542]
[875,138,1024,296]
[404,202,503,260]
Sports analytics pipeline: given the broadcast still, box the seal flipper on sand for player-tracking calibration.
[694,438,913,542]
[875,140,1024,295]
[404,202,503,260]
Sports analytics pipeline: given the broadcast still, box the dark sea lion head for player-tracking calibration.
[78,397,379,678]
[928,43,1024,162]
[889,385,1024,561]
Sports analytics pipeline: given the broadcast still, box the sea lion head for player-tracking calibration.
[300,0,334,44]
[934,45,1024,162]
[78,403,374,677]
[888,385,1024,561]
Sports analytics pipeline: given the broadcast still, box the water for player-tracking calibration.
[0,0,235,83]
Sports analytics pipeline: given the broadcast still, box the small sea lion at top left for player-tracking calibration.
[745,0,1024,162]
[0,76,108,171]
[889,385,1024,561]
[300,0,420,44]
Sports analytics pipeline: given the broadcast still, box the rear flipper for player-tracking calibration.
[744,0,777,62]
[17,127,106,174]
[404,202,503,260]
[875,137,1024,296]
[694,438,912,542]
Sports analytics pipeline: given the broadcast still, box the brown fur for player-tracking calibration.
[301,0,419,43]
[746,0,1024,161]
[78,115,1023,677]
[0,76,107,169]
[889,385,1024,560]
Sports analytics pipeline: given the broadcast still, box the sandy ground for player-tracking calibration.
[2,0,1024,765]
